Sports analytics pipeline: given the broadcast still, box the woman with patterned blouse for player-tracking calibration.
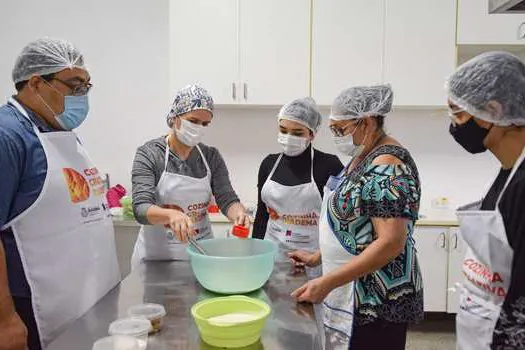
[291,85,423,350]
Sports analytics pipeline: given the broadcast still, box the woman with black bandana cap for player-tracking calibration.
[447,51,525,349]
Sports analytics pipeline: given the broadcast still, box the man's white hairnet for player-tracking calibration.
[278,97,322,133]
[12,37,86,84]
[330,84,393,121]
[447,51,525,126]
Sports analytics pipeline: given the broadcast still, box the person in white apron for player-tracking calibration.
[131,85,251,265]
[292,85,423,350]
[0,38,120,349]
[447,52,525,349]
[254,98,343,279]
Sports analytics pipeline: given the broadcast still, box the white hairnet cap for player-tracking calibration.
[278,97,322,133]
[447,51,525,126]
[12,37,86,84]
[330,84,393,121]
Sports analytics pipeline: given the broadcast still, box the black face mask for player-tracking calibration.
[449,118,491,154]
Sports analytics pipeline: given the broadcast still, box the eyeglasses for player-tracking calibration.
[51,77,93,96]
[330,121,359,137]
[448,107,465,126]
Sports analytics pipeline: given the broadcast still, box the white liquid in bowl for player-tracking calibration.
[207,312,262,325]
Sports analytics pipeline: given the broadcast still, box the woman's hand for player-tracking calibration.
[234,212,252,228]
[166,210,194,242]
[291,277,333,304]
[0,312,27,350]
[288,250,321,267]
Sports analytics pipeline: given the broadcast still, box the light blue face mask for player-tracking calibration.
[55,94,90,130]
[37,82,90,131]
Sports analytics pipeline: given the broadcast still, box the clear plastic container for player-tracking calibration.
[108,318,151,350]
[92,335,140,350]
[127,303,167,334]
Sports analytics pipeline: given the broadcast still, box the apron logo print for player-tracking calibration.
[268,207,280,220]
[80,205,102,219]
[63,168,90,203]
[463,259,507,297]
[286,230,292,237]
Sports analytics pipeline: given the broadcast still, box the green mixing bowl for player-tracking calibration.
[191,295,271,348]
[187,238,276,294]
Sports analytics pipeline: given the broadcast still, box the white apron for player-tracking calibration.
[2,98,120,347]
[319,173,355,350]
[261,148,322,267]
[131,139,213,264]
[455,147,525,350]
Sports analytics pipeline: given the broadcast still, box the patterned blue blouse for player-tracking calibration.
[327,144,424,326]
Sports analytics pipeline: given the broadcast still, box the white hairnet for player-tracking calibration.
[278,97,322,133]
[447,51,525,126]
[330,84,393,121]
[12,37,86,84]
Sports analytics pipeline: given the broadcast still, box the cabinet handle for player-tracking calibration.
[232,83,237,100]
[243,83,248,100]
[453,232,458,250]
[518,22,525,40]
[440,232,446,249]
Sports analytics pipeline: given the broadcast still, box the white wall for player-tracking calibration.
[0,1,499,217]
[0,0,170,190]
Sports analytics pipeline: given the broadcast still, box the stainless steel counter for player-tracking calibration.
[46,261,322,350]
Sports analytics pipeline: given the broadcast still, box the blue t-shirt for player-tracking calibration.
[0,99,52,298]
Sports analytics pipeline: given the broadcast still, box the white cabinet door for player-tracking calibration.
[447,227,466,313]
[239,0,310,105]
[383,0,456,106]
[413,227,449,312]
[458,0,525,44]
[312,0,384,105]
[169,0,239,104]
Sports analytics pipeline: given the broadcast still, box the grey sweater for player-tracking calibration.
[131,136,240,224]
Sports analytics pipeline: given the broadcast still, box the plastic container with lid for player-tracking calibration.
[92,335,140,350]
[127,303,167,334]
[231,225,250,239]
[108,318,151,350]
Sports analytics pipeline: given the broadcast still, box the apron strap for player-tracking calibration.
[163,136,171,171]
[195,145,212,181]
[8,97,40,134]
[495,146,525,206]
[267,153,284,181]
[163,139,212,183]
[310,146,315,183]
[268,147,315,183]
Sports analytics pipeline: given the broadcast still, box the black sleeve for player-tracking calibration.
[252,155,276,239]
[492,173,525,348]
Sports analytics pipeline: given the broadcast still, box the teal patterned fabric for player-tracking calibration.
[327,145,424,326]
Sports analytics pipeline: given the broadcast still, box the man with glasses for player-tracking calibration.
[0,38,120,350]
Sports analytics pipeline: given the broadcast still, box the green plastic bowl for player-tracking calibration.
[187,238,276,294]
[191,296,271,348]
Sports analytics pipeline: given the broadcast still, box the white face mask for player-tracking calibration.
[175,118,205,147]
[332,120,364,157]
[278,132,309,157]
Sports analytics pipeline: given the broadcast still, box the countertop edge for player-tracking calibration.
[113,215,459,228]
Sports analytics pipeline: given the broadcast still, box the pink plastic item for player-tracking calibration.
[106,185,127,208]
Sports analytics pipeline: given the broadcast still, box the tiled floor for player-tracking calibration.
[407,314,456,350]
